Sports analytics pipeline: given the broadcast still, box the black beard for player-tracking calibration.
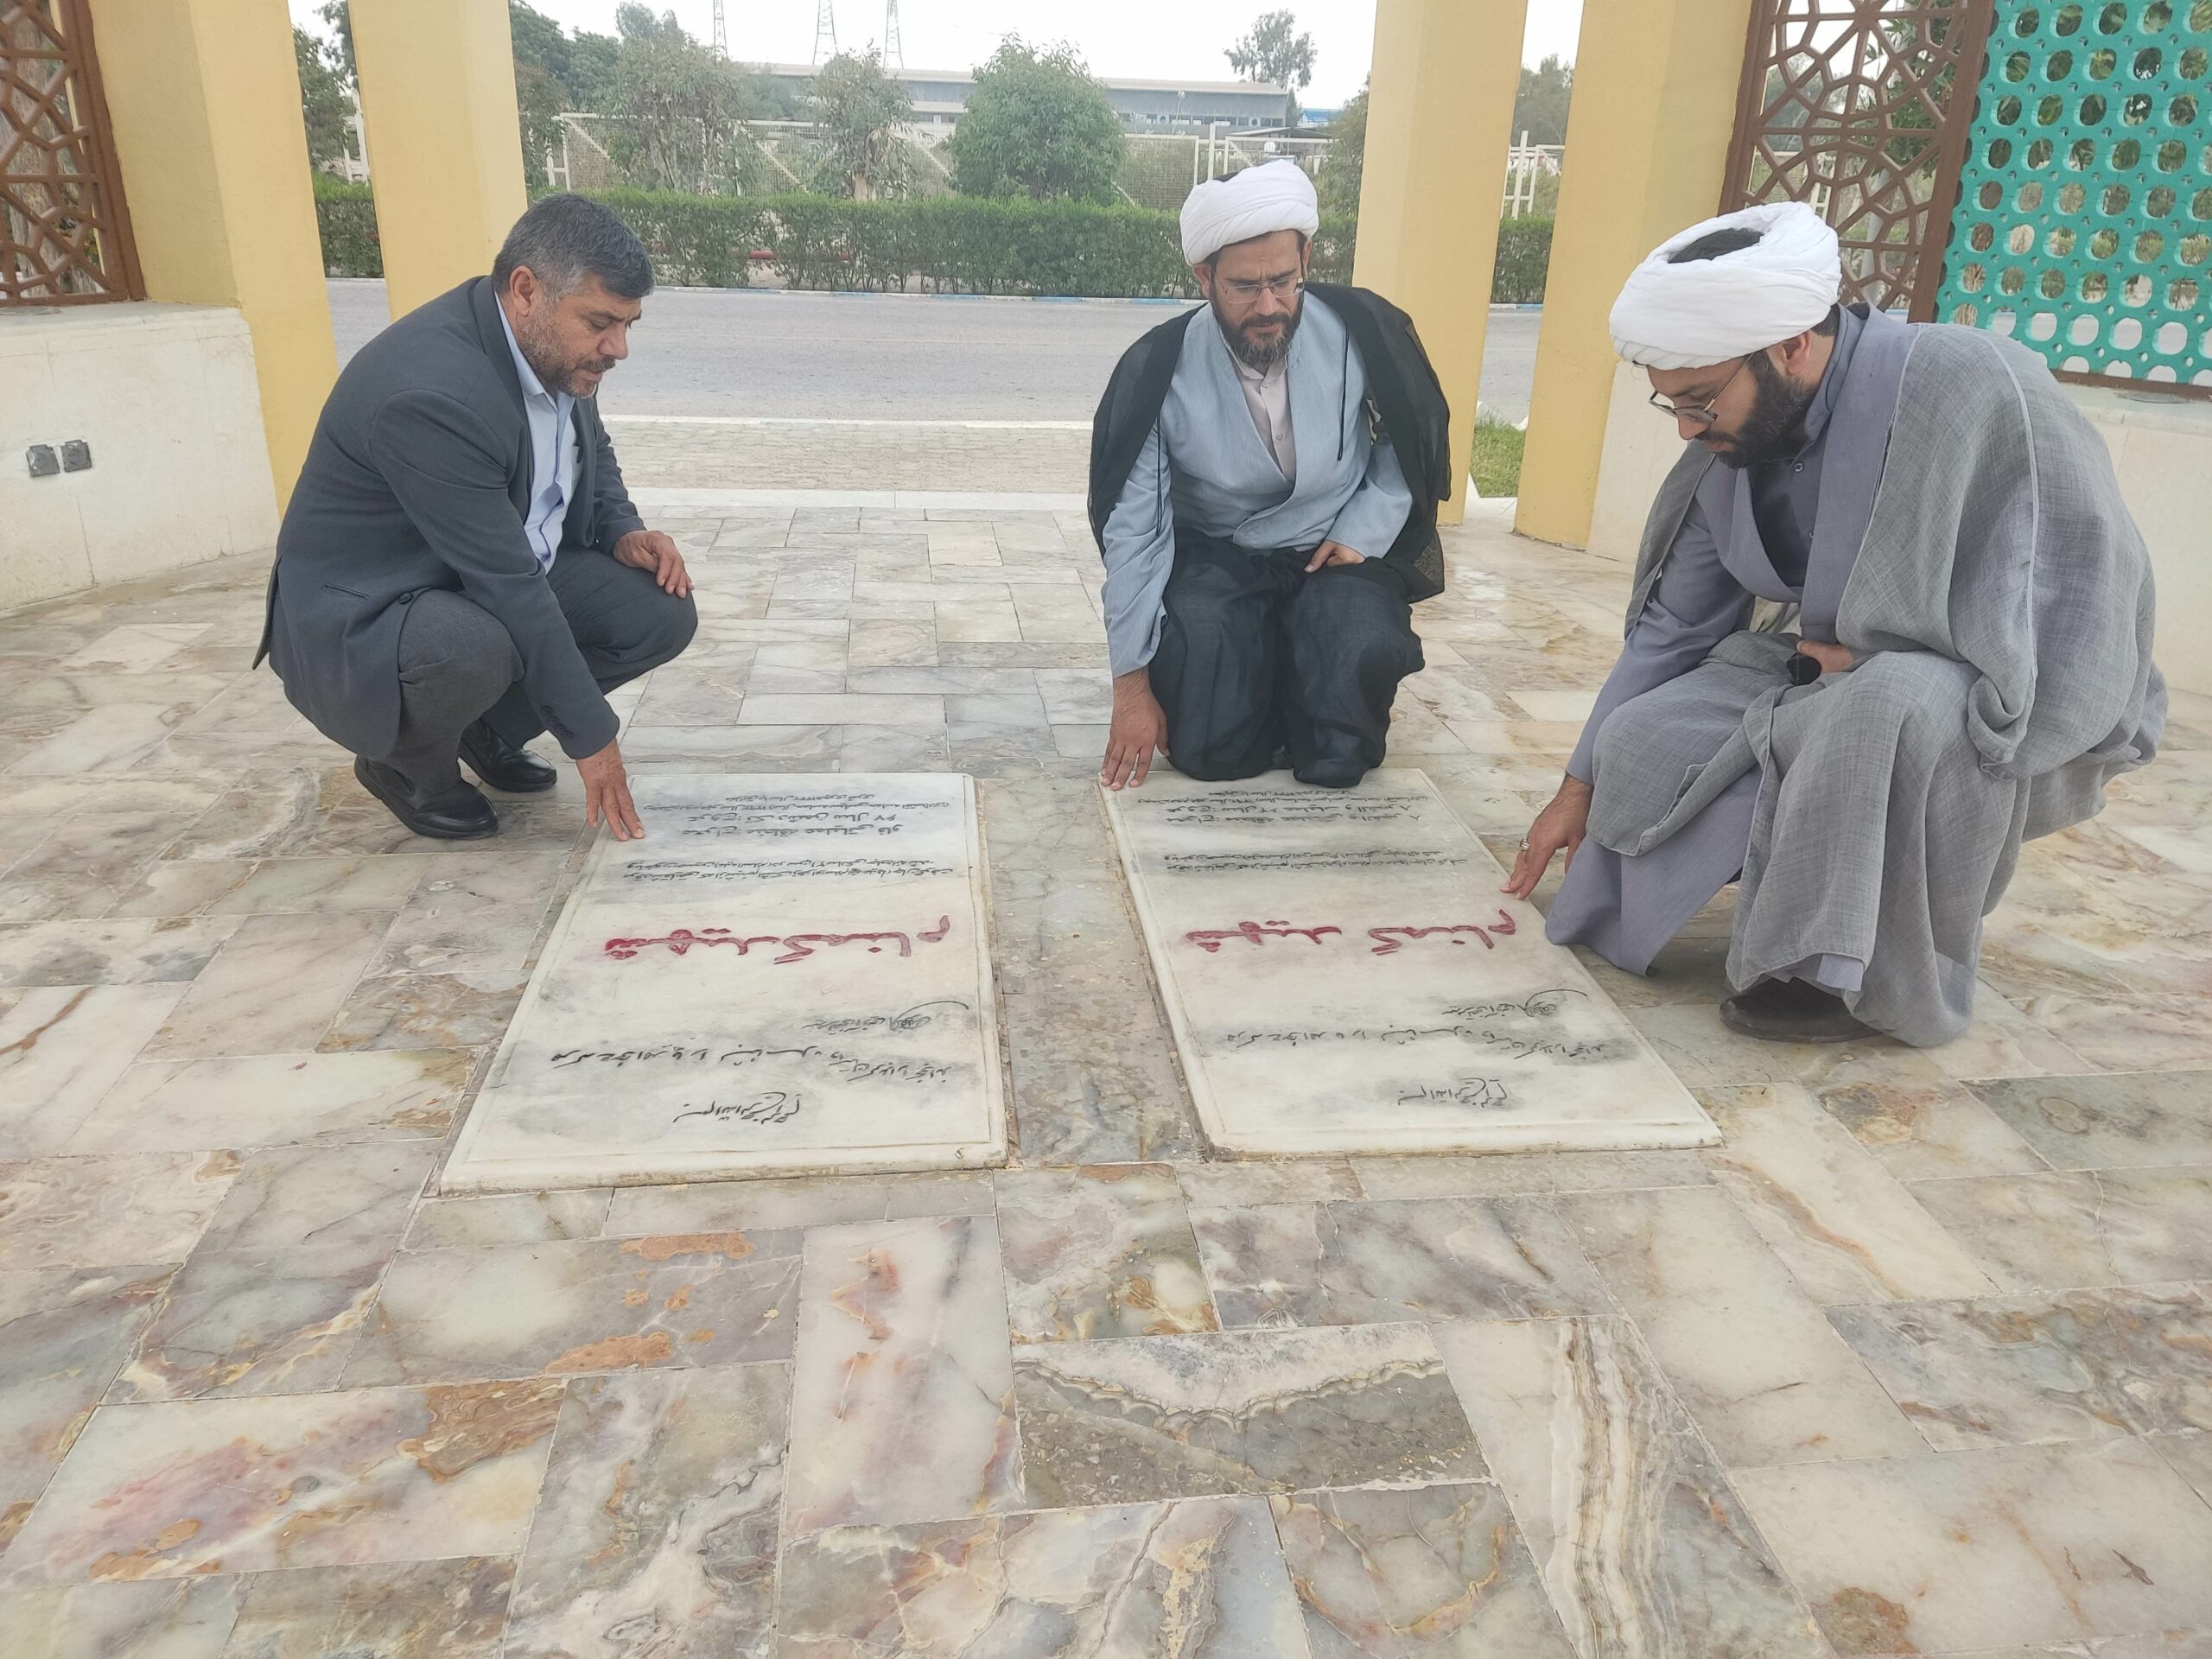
[1212,293,1302,370]
[515,318,613,397]
[1708,352,1818,469]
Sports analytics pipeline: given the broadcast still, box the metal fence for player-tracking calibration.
[1,0,139,308]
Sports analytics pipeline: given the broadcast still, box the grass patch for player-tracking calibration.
[1470,415,1525,499]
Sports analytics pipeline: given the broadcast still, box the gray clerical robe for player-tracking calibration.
[1100,293,1414,677]
[1549,309,2164,1046]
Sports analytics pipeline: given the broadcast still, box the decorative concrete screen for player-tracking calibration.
[442,775,1007,1194]
[1933,0,2210,389]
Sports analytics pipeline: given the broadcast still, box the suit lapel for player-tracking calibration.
[467,278,534,518]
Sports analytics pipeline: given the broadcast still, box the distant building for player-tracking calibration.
[760,63,1293,134]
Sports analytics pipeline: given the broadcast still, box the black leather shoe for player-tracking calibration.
[1719,978,1878,1044]
[458,720,557,793]
[353,756,499,840]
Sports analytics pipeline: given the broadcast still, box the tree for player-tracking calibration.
[603,10,756,194]
[317,0,355,83]
[564,31,623,111]
[510,2,580,187]
[1316,79,1366,218]
[296,26,353,172]
[1227,10,1317,126]
[1512,55,1573,146]
[947,37,1125,203]
[811,49,915,200]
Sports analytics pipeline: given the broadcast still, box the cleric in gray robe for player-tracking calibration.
[1088,162,1453,791]
[1503,202,2164,1046]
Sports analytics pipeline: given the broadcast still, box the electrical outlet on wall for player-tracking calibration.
[25,445,59,478]
[60,440,91,472]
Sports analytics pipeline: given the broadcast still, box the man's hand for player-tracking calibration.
[1102,670,1167,791]
[613,529,694,597]
[1502,776,1593,899]
[577,738,645,841]
[1305,539,1366,574]
[1795,639,1855,677]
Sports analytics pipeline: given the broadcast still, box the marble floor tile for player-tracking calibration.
[1732,1440,2212,1655]
[0,1265,173,1547]
[1001,989,1201,1166]
[0,918,238,987]
[202,855,429,917]
[145,912,392,1058]
[1559,1185,1923,1465]
[738,693,943,726]
[1700,1084,1999,1303]
[0,1379,563,1585]
[1175,1159,1362,1207]
[403,1189,612,1251]
[995,1165,1217,1343]
[197,1143,435,1253]
[65,1051,474,1152]
[1348,1148,1713,1199]
[0,1576,244,1657]
[776,1495,1309,1658]
[605,1172,992,1235]
[361,855,560,981]
[505,1364,785,1659]
[319,969,526,1051]
[108,1238,391,1402]
[1270,1481,1575,1658]
[54,625,208,674]
[1828,1281,2212,1450]
[0,984,188,1155]
[1811,1060,2052,1181]
[217,1556,514,1658]
[1013,1323,1484,1508]
[785,1215,1022,1535]
[0,1153,237,1270]
[10,705,182,774]
[1435,1317,1826,1659]
[1188,1195,1609,1330]
[2154,1428,2212,1508]
[1967,1071,2212,1170]
[1902,1167,2212,1290]
[101,858,257,918]
[342,1230,799,1386]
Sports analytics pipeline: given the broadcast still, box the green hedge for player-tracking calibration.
[313,185,1552,305]
[313,177,381,278]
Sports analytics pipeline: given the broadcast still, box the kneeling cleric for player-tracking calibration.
[1090,161,1453,792]
[1504,202,2164,1047]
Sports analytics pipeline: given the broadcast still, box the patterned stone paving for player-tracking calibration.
[1,494,2209,1656]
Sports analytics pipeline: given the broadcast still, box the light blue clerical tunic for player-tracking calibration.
[496,304,578,575]
[1100,293,1414,677]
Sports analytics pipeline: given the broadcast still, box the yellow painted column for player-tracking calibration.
[1514,0,1758,547]
[92,0,337,509]
[1354,0,1529,524]
[351,0,529,320]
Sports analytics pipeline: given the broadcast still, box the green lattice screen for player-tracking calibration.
[1933,0,2211,389]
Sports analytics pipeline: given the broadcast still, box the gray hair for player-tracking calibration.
[493,194,654,301]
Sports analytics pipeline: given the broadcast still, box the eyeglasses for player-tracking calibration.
[1648,356,1751,429]
[1217,273,1304,303]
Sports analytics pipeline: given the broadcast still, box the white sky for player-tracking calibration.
[289,1,1584,109]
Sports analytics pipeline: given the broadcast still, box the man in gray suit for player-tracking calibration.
[260,195,696,841]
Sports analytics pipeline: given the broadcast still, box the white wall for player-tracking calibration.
[0,303,279,613]
[1582,361,2212,696]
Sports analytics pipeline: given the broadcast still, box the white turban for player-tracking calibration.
[1609,202,1842,370]
[1180,160,1320,266]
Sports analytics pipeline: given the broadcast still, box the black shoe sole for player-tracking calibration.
[353,759,500,841]
[1717,997,1878,1045]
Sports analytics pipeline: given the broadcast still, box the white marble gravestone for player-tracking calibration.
[442,775,1007,1193]
[1103,770,1719,1157]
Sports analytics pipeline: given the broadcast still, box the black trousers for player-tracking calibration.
[1149,537,1423,787]
[387,546,696,790]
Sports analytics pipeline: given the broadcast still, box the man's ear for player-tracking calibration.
[1193,262,1213,300]
[507,266,540,315]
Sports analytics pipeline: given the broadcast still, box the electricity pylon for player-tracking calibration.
[883,0,903,67]
[812,0,837,62]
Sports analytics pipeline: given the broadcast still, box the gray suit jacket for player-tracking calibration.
[258,276,646,762]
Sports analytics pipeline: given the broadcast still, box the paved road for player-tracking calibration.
[328,280,1541,424]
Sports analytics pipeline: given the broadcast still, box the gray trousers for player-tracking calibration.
[389,546,696,791]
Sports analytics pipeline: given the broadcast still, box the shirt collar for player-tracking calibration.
[1793,302,1868,451]
[496,300,562,406]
